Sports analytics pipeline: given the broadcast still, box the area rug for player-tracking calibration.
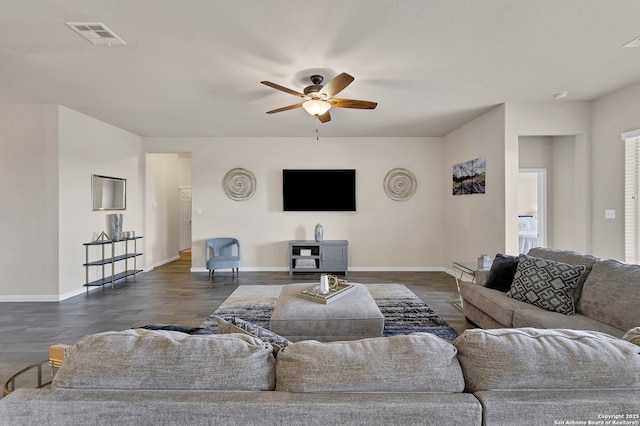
[201,284,459,342]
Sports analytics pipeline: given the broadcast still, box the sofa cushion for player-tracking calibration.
[275,333,465,393]
[506,254,585,314]
[460,281,539,327]
[577,259,640,332]
[474,389,640,426]
[512,309,626,338]
[527,247,599,269]
[52,329,276,391]
[454,328,640,392]
[214,315,291,354]
[484,253,518,292]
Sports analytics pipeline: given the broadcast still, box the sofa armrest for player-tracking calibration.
[474,269,489,286]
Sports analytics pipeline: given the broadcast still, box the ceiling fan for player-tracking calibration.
[260,72,377,123]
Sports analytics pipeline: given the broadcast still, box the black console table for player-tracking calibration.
[83,234,143,291]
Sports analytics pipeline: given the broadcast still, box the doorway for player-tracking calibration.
[518,168,547,253]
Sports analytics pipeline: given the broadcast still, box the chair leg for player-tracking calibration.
[208,270,213,282]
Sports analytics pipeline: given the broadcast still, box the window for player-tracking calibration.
[623,129,640,264]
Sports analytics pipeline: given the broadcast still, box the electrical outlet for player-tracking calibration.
[605,209,616,219]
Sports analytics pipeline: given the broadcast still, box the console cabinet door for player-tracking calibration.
[320,243,348,276]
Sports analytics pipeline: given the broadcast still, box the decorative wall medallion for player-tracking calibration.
[223,168,256,201]
[384,168,417,201]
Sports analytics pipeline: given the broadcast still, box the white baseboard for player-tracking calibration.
[190,266,288,273]
[151,256,180,269]
[191,266,452,273]
[0,294,61,302]
[0,283,106,302]
[349,266,445,272]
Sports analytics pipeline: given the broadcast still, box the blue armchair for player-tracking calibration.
[206,237,241,281]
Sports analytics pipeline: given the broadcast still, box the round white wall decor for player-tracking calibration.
[384,168,417,201]
[223,168,256,201]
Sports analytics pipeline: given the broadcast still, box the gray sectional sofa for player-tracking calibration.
[461,247,640,338]
[1,327,639,425]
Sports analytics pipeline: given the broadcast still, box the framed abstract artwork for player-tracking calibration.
[452,157,486,195]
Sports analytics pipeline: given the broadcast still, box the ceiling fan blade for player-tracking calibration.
[261,81,307,98]
[320,73,354,98]
[265,103,303,114]
[318,111,331,123]
[329,98,378,109]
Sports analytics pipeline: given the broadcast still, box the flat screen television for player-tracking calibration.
[283,169,356,211]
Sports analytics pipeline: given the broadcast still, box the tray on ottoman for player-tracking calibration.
[270,283,384,342]
[297,282,354,304]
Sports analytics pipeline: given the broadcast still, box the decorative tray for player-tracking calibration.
[297,282,354,304]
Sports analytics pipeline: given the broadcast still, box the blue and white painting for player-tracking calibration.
[452,157,486,195]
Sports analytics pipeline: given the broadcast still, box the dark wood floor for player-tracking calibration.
[0,250,473,391]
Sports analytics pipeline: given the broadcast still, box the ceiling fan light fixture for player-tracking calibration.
[302,99,331,116]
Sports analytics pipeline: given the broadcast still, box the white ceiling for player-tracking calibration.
[2,0,640,138]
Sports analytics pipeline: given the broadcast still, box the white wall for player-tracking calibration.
[0,105,143,301]
[143,137,446,271]
[57,106,143,299]
[178,154,192,187]
[145,153,180,267]
[550,136,577,250]
[3,80,639,302]
[505,101,591,254]
[591,81,640,260]
[444,105,507,266]
[0,104,59,300]
[517,172,538,216]
[518,135,579,249]
[519,136,552,245]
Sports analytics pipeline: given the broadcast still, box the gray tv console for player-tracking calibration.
[288,240,349,277]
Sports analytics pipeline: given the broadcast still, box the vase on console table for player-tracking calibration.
[315,223,323,242]
[109,213,123,241]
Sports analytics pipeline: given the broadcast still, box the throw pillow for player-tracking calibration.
[506,254,585,315]
[214,316,291,354]
[137,324,217,335]
[484,253,519,292]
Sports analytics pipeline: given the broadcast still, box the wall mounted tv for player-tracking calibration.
[283,169,356,211]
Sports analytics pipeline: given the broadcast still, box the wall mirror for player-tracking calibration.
[92,174,126,210]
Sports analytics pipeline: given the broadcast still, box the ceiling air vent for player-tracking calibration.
[65,22,126,46]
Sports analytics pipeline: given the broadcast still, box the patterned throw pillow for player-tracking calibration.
[506,254,585,315]
[214,316,291,354]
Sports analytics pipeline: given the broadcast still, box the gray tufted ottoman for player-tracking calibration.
[270,283,384,342]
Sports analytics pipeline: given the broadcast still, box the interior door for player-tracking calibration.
[179,188,192,251]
